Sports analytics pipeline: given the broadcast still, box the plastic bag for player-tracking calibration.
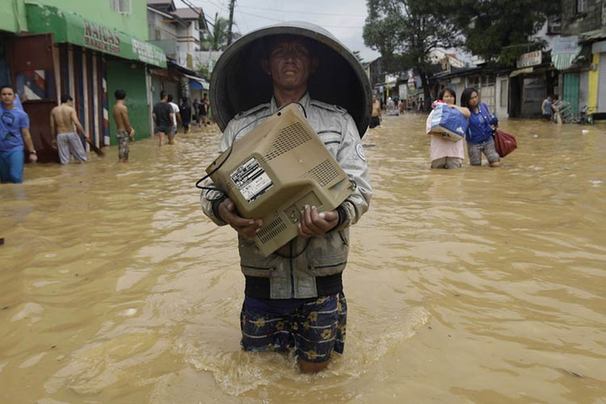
[427,104,468,142]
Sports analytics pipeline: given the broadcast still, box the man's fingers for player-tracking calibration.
[299,206,338,236]
[319,210,338,222]
[218,199,262,239]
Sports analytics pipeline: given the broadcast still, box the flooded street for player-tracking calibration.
[1,115,605,403]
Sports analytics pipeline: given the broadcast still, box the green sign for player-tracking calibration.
[26,3,167,68]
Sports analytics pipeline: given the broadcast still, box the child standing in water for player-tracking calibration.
[426,88,470,169]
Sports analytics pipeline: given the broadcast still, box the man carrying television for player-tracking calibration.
[200,23,372,373]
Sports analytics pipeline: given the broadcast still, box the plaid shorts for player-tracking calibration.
[240,292,347,363]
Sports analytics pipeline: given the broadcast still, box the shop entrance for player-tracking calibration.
[8,33,58,163]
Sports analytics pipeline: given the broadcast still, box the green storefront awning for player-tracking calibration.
[551,36,581,71]
[25,3,167,68]
[552,53,578,71]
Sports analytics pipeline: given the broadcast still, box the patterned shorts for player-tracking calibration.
[240,292,347,363]
[117,131,129,161]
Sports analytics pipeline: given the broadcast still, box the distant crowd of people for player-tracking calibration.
[0,85,214,183]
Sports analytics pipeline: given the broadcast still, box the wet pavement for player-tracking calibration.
[1,115,605,403]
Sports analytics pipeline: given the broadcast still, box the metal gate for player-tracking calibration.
[521,76,545,117]
[563,73,580,115]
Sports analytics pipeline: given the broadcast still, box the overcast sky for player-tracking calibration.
[175,0,381,61]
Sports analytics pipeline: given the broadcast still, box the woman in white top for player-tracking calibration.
[426,88,470,169]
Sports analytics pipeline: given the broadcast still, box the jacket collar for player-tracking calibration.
[270,92,311,114]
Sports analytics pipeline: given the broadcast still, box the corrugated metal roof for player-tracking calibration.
[579,29,606,42]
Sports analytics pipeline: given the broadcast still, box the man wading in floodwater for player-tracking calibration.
[50,95,89,165]
[200,22,372,373]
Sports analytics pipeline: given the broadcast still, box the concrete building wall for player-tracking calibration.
[4,0,149,39]
[148,9,177,41]
[495,76,509,118]
[561,0,604,35]
[599,53,606,111]
[580,70,589,112]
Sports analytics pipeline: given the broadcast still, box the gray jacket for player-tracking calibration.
[201,93,372,299]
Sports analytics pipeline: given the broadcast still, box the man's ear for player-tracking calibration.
[261,58,271,75]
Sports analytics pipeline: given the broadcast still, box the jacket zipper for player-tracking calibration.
[289,240,295,298]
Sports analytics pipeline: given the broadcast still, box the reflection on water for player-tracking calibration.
[1,116,605,403]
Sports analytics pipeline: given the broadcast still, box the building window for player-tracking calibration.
[111,0,131,15]
[576,0,586,14]
[547,16,561,34]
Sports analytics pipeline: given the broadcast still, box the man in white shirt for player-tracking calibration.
[166,94,181,144]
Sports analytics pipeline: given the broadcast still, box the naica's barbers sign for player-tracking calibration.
[84,21,121,55]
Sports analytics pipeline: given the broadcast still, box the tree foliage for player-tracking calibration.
[364,0,561,69]
[364,0,461,73]
[448,0,560,63]
[363,0,461,107]
[201,13,230,51]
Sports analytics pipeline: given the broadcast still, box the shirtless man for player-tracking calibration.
[50,95,88,164]
[113,89,135,162]
[370,95,381,128]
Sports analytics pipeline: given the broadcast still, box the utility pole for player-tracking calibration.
[227,0,235,45]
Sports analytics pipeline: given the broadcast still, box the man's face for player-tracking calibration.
[265,38,316,92]
[1,88,15,105]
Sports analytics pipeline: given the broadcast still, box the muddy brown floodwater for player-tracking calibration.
[1,115,605,403]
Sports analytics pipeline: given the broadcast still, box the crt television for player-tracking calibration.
[206,103,353,256]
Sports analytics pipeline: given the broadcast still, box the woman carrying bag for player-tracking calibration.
[461,87,500,167]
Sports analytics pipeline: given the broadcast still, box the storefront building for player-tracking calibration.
[1,0,166,162]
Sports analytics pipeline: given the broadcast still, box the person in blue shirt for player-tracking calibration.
[461,87,500,167]
[541,95,553,120]
[0,85,37,183]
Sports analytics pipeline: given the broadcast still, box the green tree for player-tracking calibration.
[448,0,560,64]
[202,13,230,51]
[363,0,461,109]
[197,64,210,80]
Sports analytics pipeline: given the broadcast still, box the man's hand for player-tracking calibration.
[218,198,263,239]
[129,128,136,141]
[298,205,338,238]
[29,152,38,163]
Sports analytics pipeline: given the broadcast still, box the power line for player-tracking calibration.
[235,4,364,18]
[235,9,364,29]
[236,9,282,22]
